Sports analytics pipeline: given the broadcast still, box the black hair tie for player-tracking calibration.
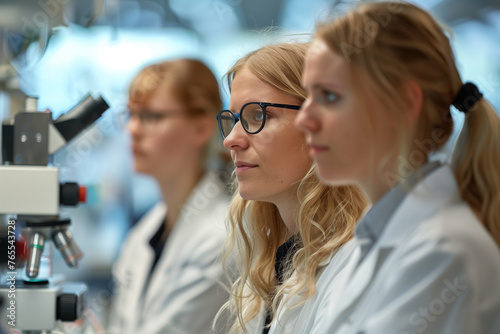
[452,82,483,113]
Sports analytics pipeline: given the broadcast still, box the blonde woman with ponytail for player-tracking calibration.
[215,43,368,334]
[296,2,500,333]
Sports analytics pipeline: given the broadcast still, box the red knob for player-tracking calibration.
[79,186,87,203]
[17,236,28,262]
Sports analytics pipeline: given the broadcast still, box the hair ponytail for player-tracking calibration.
[453,99,500,248]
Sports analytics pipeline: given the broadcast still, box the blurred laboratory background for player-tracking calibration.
[0,0,499,327]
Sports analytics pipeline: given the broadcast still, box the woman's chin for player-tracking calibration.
[133,162,151,175]
[238,186,261,201]
[238,190,256,201]
[316,165,345,186]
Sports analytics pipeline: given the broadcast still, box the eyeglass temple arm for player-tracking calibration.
[262,103,301,110]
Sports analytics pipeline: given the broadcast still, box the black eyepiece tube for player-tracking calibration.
[54,94,109,142]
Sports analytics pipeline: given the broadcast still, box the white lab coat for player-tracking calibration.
[268,240,357,334]
[307,165,500,334]
[109,172,231,334]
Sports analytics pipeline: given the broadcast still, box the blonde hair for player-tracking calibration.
[129,58,222,116]
[315,1,500,247]
[219,43,368,333]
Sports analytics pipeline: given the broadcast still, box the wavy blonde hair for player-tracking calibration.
[315,1,500,247]
[218,43,368,333]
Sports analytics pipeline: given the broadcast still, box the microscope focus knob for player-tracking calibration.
[60,182,86,206]
[57,293,79,321]
[56,283,87,322]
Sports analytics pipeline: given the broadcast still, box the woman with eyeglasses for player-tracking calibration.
[295,2,500,333]
[215,43,368,334]
[109,59,231,334]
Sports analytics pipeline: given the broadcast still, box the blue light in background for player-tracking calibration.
[26,25,200,117]
[453,18,500,111]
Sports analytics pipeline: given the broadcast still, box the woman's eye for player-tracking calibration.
[254,111,264,121]
[315,89,339,105]
[325,91,337,102]
[141,113,162,123]
[247,109,264,122]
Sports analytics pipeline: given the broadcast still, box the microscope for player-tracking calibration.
[0,94,109,333]
[0,1,111,332]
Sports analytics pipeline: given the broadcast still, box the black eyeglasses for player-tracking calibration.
[216,102,301,139]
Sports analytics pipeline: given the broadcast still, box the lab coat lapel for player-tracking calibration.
[327,165,460,330]
[142,173,221,307]
[142,206,184,309]
[120,217,158,331]
[326,243,394,330]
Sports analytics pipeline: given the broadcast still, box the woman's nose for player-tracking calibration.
[127,116,142,138]
[223,120,249,151]
[295,98,320,134]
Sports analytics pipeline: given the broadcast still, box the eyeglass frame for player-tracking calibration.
[121,107,191,134]
[216,102,301,139]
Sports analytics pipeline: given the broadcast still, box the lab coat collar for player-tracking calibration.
[327,164,461,328]
[377,164,460,248]
[355,161,441,252]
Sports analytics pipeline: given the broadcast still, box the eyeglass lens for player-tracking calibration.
[220,103,265,138]
[242,103,264,133]
[219,111,235,138]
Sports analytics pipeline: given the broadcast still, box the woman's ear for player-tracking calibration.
[191,113,215,147]
[403,80,424,122]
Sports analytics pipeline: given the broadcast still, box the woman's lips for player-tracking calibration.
[308,144,329,156]
[132,146,144,157]
[234,161,258,174]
